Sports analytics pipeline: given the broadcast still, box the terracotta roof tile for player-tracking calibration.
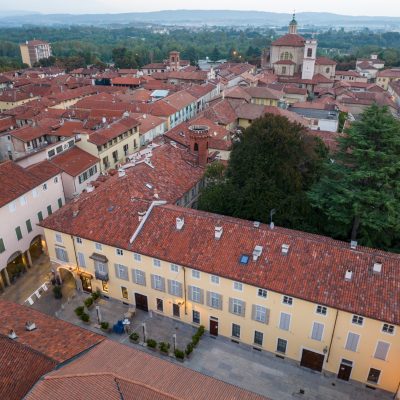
[271,33,306,47]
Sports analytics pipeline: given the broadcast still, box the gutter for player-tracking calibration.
[129,200,167,244]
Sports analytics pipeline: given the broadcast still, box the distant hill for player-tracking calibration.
[0,10,399,29]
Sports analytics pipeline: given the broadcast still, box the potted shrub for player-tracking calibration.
[100,321,110,332]
[80,313,90,323]
[185,342,194,357]
[191,333,200,347]
[84,297,94,308]
[146,339,157,350]
[129,332,140,343]
[91,289,101,302]
[174,349,185,361]
[158,341,170,355]
[74,306,84,317]
[53,285,62,299]
[198,325,205,336]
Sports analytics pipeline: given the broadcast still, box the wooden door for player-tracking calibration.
[300,349,324,372]
[134,293,148,312]
[338,363,352,381]
[210,319,219,336]
[173,303,180,317]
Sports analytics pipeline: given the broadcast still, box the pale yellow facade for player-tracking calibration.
[44,228,400,396]
[20,44,31,66]
[0,96,39,112]
[250,97,279,107]
[76,127,140,172]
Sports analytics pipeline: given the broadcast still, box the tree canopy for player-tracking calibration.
[308,105,400,249]
[198,113,328,231]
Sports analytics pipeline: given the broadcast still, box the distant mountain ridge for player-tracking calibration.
[0,10,399,28]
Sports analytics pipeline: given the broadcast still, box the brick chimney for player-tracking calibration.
[188,125,210,167]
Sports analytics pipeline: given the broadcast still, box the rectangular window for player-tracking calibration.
[121,286,128,299]
[311,322,324,341]
[37,211,43,222]
[76,237,82,244]
[374,341,390,360]
[277,338,287,354]
[252,305,269,324]
[170,263,179,273]
[352,315,364,326]
[254,331,263,346]
[151,274,165,292]
[229,298,245,316]
[15,226,22,241]
[20,196,27,206]
[0,238,5,253]
[382,324,394,334]
[55,233,62,243]
[233,281,243,291]
[208,292,222,310]
[133,269,146,286]
[43,183,48,191]
[193,310,200,324]
[58,198,62,208]
[345,332,360,352]
[133,253,141,262]
[232,323,241,338]
[173,303,180,318]
[32,188,39,198]
[157,298,163,312]
[55,247,68,262]
[367,368,381,384]
[189,286,203,303]
[153,258,161,267]
[47,205,52,216]
[8,202,16,212]
[258,288,267,298]
[116,248,123,256]
[95,242,102,251]
[168,279,182,297]
[115,264,129,281]
[192,270,200,279]
[283,296,293,305]
[279,312,291,331]
[77,252,86,268]
[26,219,32,233]
[95,260,107,274]
[316,305,327,315]
[211,275,219,284]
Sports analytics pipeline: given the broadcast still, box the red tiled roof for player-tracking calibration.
[0,161,59,207]
[0,300,103,363]
[112,77,141,86]
[0,336,56,400]
[163,90,196,110]
[271,33,306,47]
[131,205,400,325]
[244,86,283,100]
[26,340,268,400]
[377,69,400,78]
[49,146,99,177]
[25,160,61,183]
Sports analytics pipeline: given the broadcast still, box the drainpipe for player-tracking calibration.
[326,308,339,363]
[183,266,187,315]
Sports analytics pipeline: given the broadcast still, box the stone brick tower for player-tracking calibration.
[188,125,210,167]
[169,51,181,71]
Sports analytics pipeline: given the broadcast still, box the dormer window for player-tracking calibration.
[239,254,249,265]
[352,315,364,326]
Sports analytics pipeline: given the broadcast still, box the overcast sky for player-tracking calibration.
[1,0,400,17]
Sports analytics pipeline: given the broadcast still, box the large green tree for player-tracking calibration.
[198,113,328,231]
[308,105,400,249]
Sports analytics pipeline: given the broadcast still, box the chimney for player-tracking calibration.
[8,329,17,340]
[253,245,263,261]
[253,221,260,228]
[71,202,80,218]
[281,244,290,255]
[350,240,357,250]
[118,168,126,178]
[25,321,36,331]
[345,269,353,281]
[138,211,146,222]
[215,226,223,240]
[373,262,382,274]
[270,222,275,230]
[176,217,184,230]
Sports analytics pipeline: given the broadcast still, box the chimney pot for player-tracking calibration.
[176,217,185,230]
[215,226,223,240]
[8,329,17,340]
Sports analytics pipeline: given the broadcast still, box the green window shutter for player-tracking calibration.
[26,219,32,233]
[47,205,52,216]
[15,226,22,241]
[37,211,43,222]
[0,238,5,253]
[58,198,62,208]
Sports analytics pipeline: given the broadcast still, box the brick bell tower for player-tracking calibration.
[188,125,210,167]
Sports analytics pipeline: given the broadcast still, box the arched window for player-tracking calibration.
[194,143,199,152]
[307,48,313,58]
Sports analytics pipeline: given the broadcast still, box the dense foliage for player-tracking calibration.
[198,114,328,232]
[308,105,400,250]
